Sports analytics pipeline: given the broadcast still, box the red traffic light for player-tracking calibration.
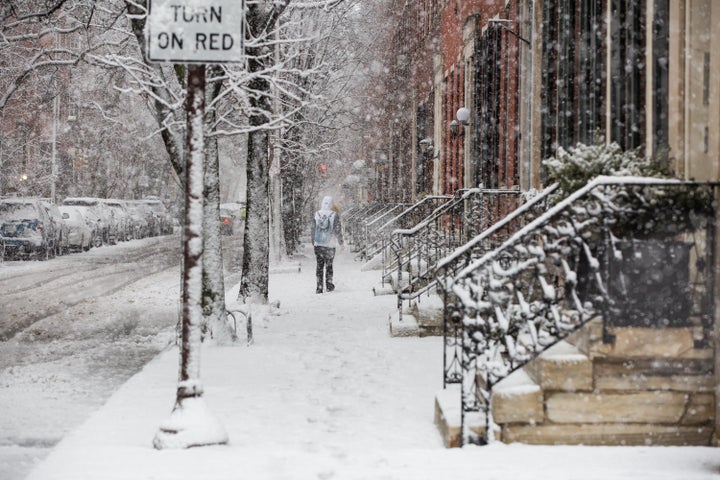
[319,164,327,175]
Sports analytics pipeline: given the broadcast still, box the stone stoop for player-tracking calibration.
[388,309,419,337]
[434,320,716,447]
[409,293,444,337]
[490,329,716,446]
[373,271,407,296]
[434,385,486,448]
[360,251,384,271]
[372,282,395,296]
[388,292,444,338]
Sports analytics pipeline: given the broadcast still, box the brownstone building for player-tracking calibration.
[368,0,720,447]
[369,0,720,200]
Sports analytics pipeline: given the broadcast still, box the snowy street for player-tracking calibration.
[0,235,183,478]
[7,247,718,480]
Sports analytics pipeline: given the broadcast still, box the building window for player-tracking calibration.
[577,0,606,144]
[652,0,670,156]
[415,93,434,193]
[475,24,503,190]
[541,0,605,181]
[610,0,645,151]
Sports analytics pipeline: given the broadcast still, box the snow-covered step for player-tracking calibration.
[372,282,395,296]
[433,385,486,448]
[388,309,419,337]
[523,340,593,392]
[360,251,384,271]
[491,368,543,425]
[408,293,444,337]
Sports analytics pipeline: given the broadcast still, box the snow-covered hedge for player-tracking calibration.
[542,142,713,237]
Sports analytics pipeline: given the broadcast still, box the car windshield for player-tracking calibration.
[0,202,37,220]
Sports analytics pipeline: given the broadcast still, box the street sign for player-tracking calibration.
[147,0,245,64]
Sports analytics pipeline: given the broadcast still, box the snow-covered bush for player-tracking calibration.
[542,142,647,199]
[543,142,713,237]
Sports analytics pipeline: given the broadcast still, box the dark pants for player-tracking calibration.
[314,246,335,291]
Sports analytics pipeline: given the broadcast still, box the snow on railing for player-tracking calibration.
[377,195,452,286]
[445,176,718,446]
[391,188,525,323]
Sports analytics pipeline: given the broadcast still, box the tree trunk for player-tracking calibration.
[236,4,289,305]
[238,124,270,304]
[202,93,234,344]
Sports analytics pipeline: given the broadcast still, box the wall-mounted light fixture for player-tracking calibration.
[419,137,434,153]
[450,107,470,137]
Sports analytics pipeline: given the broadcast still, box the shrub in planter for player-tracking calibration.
[542,142,714,238]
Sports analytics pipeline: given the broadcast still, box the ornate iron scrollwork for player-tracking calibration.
[446,179,717,446]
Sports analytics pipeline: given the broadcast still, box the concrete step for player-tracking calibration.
[434,385,486,448]
[522,340,593,392]
[388,309,419,337]
[372,283,395,296]
[360,250,384,271]
[408,293,444,336]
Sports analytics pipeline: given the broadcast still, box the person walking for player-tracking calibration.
[311,196,343,293]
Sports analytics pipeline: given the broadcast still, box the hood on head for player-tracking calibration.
[320,196,333,211]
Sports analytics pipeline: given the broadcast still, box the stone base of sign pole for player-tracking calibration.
[153,382,228,449]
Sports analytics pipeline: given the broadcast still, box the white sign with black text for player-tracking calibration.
[147,0,245,64]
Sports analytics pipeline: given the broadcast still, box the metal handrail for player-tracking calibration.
[446,176,718,445]
[379,195,453,286]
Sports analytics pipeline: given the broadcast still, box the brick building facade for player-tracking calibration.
[369,0,720,202]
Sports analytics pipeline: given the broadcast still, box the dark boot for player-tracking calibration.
[316,284,323,294]
[326,281,334,292]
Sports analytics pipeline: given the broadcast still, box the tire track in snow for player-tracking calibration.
[0,238,180,341]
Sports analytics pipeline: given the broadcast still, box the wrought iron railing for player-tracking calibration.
[444,177,717,445]
[393,188,527,322]
[344,203,383,248]
[358,204,409,262]
[378,195,452,286]
[439,185,558,387]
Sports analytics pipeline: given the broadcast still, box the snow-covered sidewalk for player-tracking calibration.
[26,247,720,480]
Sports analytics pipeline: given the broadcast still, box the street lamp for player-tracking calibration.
[19,174,28,195]
[450,107,470,137]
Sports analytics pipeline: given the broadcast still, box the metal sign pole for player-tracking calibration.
[147,0,245,450]
[153,64,228,449]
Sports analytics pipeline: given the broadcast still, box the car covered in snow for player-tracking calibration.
[102,199,132,242]
[126,200,157,237]
[0,197,55,259]
[40,200,70,255]
[60,197,105,248]
[58,205,93,252]
[142,197,175,235]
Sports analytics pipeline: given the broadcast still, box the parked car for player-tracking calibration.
[125,202,150,239]
[58,206,92,252]
[92,199,119,244]
[41,200,70,255]
[127,200,159,237]
[60,198,104,247]
[143,197,175,235]
[103,199,132,242]
[219,208,235,235]
[0,197,55,259]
